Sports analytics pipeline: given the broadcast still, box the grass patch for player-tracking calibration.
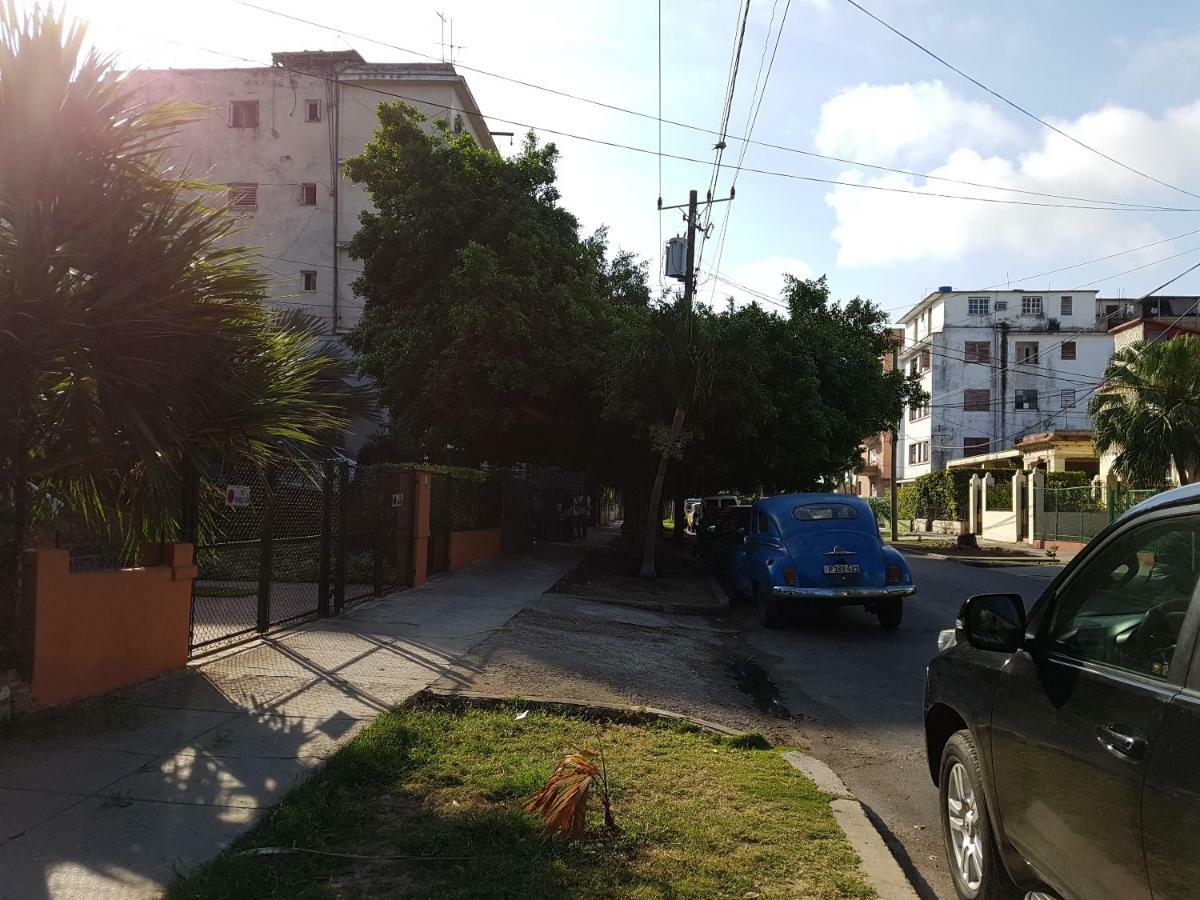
[168,699,872,900]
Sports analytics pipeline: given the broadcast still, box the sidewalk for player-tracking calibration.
[0,539,592,900]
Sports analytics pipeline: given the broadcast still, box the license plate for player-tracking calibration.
[823,564,860,575]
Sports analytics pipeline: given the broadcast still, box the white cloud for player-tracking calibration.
[814,80,1021,166]
[821,88,1200,270]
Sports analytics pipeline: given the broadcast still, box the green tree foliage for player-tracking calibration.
[344,105,637,466]
[344,101,922,526]
[1090,336,1200,486]
[0,6,370,543]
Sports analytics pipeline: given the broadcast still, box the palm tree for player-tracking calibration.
[1090,335,1200,486]
[0,6,372,645]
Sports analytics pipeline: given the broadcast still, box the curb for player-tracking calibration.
[421,688,919,899]
[781,752,920,900]
[420,687,744,736]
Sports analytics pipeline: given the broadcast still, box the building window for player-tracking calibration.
[1060,295,1073,316]
[1060,389,1076,409]
[995,300,1008,311]
[226,183,257,209]
[1103,302,1120,322]
[1022,295,1044,316]
[919,350,931,372]
[964,341,991,364]
[963,437,991,457]
[968,296,990,317]
[909,401,930,422]
[227,100,260,128]
[1015,389,1039,410]
[963,389,991,412]
[298,182,318,205]
[1061,341,1076,361]
[908,441,930,464]
[304,99,321,122]
[301,270,317,292]
[1016,341,1039,365]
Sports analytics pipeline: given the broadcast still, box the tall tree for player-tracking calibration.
[344,106,612,466]
[1090,335,1200,486]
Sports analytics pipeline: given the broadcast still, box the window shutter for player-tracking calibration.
[225,100,234,127]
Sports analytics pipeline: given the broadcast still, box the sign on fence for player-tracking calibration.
[224,485,251,508]
[391,492,406,509]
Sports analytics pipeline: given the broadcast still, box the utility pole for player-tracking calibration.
[890,343,899,543]
[640,189,698,577]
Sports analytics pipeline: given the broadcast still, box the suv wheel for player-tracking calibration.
[939,729,1018,899]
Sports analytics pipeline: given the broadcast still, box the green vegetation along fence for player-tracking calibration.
[1035,484,1107,544]
[428,472,503,575]
[1108,487,1166,522]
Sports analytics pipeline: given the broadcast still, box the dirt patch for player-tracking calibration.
[431,599,806,749]
[546,541,725,613]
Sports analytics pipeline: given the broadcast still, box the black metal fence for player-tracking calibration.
[188,460,417,654]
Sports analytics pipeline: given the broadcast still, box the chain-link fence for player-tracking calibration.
[188,459,418,654]
[1108,487,1165,522]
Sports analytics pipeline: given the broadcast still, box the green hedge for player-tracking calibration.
[1046,470,1092,489]
[889,467,1027,523]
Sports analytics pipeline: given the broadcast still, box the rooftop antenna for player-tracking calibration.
[435,12,466,64]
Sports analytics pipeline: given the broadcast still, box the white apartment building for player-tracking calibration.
[894,287,1114,482]
[131,50,497,335]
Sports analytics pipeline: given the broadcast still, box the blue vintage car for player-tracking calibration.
[729,493,915,628]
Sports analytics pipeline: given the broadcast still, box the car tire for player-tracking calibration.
[756,584,781,628]
[939,730,1019,900]
[877,598,903,629]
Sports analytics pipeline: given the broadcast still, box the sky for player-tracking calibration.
[34,0,1200,320]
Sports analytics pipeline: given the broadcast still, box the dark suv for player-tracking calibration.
[924,484,1200,900]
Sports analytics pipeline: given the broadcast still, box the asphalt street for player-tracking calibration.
[738,555,1064,900]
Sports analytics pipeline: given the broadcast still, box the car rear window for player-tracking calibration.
[793,503,858,521]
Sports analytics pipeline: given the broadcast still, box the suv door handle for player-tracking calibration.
[1096,724,1147,761]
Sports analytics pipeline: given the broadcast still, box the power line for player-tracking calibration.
[231,0,1195,213]
[980,228,1200,290]
[147,32,1200,214]
[839,0,1200,202]
[706,0,793,307]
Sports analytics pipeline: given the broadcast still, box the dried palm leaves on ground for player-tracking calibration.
[524,747,615,839]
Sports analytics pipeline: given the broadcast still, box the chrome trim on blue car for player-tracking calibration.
[772,584,915,600]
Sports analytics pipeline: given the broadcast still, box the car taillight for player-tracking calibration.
[782,567,797,585]
[886,564,902,584]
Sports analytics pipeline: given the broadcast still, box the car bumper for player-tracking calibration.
[771,584,915,602]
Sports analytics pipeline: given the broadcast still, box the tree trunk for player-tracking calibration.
[639,407,686,577]
[672,494,685,544]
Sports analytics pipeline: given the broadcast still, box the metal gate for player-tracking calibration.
[188,460,416,655]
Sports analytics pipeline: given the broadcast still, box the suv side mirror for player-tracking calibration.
[960,593,1026,653]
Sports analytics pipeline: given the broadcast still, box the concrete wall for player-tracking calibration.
[448,528,502,571]
[129,63,494,335]
[21,545,197,708]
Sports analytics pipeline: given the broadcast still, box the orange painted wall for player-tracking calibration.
[448,528,502,572]
[22,544,197,708]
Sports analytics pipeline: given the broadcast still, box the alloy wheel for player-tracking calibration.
[946,761,985,892]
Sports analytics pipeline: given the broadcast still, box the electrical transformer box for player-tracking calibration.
[664,236,688,280]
